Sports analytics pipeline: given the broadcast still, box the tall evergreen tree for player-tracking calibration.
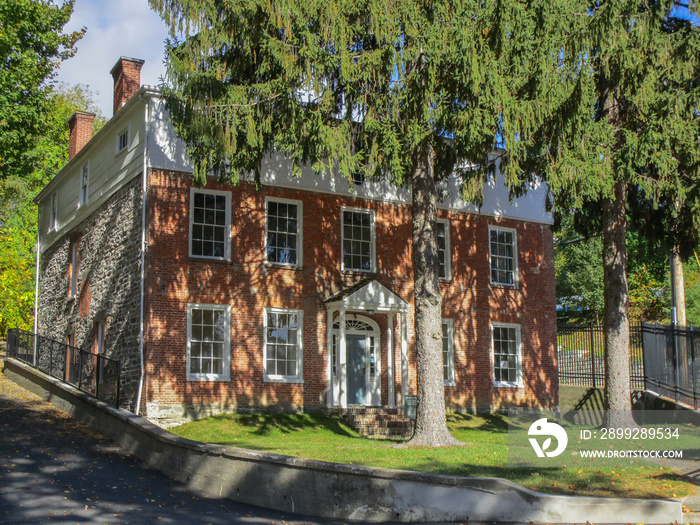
[149,0,545,445]
[507,0,700,426]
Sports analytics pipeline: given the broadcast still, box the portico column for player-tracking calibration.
[401,311,408,401]
[326,308,334,408]
[339,307,347,408]
[387,313,395,408]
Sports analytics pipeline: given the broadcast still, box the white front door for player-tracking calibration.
[332,316,381,407]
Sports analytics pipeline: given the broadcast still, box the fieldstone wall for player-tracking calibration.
[38,176,143,410]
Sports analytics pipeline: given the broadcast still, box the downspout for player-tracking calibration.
[135,92,149,415]
[33,220,41,365]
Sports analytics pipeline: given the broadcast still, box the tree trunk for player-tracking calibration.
[671,246,687,326]
[671,245,688,388]
[406,144,461,447]
[602,178,636,428]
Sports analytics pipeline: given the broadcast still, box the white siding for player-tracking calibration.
[148,99,552,225]
[37,102,146,250]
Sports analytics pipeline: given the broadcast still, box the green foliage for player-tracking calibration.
[555,216,605,322]
[679,252,700,327]
[149,0,543,190]
[0,84,104,335]
[0,0,84,181]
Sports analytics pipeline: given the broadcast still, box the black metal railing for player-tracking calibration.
[642,322,699,409]
[557,321,645,390]
[6,328,122,409]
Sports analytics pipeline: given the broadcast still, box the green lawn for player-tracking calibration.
[170,412,696,500]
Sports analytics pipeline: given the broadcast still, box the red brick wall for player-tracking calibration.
[143,170,558,411]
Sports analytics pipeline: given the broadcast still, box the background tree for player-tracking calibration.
[0,84,104,335]
[507,0,700,425]
[149,0,547,445]
[0,0,83,181]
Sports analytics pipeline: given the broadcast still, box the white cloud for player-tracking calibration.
[55,0,170,117]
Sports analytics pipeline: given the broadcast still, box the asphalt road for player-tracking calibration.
[0,362,348,525]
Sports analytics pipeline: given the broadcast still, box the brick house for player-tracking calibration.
[34,57,558,425]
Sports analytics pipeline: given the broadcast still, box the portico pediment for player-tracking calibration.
[324,279,408,313]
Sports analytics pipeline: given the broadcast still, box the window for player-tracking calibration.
[437,219,451,281]
[68,242,78,297]
[49,192,57,232]
[266,198,302,266]
[264,308,303,382]
[492,323,522,387]
[117,129,129,152]
[442,319,455,385]
[189,189,231,260]
[341,207,375,272]
[187,304,231,381]
[489,226,517,286]
[79,164,89,206]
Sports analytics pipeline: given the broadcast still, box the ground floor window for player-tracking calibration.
[492,322,522,387]
[442,319,455,385]
[264,308,303,382]
[187,304,231,381]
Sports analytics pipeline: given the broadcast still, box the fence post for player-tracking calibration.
[116,362,121,409]
[691,325,697,410]
[590,320,596,389]
[95,355,100,401]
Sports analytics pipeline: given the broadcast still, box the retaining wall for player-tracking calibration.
[2,358,682,524]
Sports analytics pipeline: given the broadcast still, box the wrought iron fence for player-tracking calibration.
[557,321,645,390]
[642,322,699,409]
[6,328,122,408]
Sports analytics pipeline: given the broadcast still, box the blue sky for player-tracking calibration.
[55,0,170,117]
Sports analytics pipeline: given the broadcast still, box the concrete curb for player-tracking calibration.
[3,358,682,524]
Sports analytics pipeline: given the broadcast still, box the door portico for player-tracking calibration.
[324,279,409,409]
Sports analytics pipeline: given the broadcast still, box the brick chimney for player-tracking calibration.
[68,111,96,160]
[110,57,145,116]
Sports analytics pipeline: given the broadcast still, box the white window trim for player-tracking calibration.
[189,188,232,261]
[491,322,523,388]
[488,225,518,287]
[437,218,452,281]
[263,307,304,383]
[265,196,303,268]
[49,192,58,232]
[116,124,130,155]
[442,318,455,386]
[340,206,376,273]
[79,162,89,207]
[186,303,231,382]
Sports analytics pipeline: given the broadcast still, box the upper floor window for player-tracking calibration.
[266,198,302,267]
[79,164,89,206]
[49,192,58,232]
[189,188,231,260]
[341,207,375,272]
[264,308,303,383]
[437,219,451,281]
[117,129,129,153]
[492,323,522,387]
[489,226,517,286]
[187,303,231,381]
[442,319,455,385]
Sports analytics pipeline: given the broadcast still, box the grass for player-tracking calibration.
[170,411,697,500]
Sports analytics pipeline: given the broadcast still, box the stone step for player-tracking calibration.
[684,511,700,524]
[339,407,413,439]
